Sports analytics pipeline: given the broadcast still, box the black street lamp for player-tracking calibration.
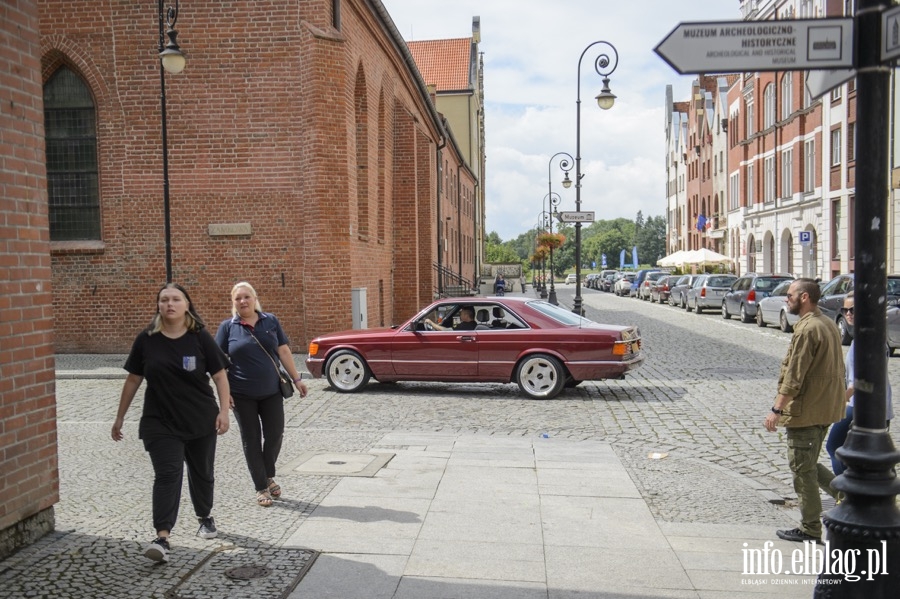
[158,0,185,283]
[573,41,617,315]
[547,152,572,306]
[544,192,563,305]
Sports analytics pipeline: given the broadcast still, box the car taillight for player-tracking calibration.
[747,289,756,302]
[700,288,706,297]
[308,342,319,356]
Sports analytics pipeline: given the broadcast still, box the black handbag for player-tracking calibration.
[248,331,294,398]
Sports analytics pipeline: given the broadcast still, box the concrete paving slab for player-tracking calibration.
[405,539,545,582]
[686,568,815,595]
[540,495,667,549]
[417,506,543,544]
[395,576,548,599]
[537,467,642,498]
[549,589,701,599]
[545,546,694,592]
[286,553,407,599]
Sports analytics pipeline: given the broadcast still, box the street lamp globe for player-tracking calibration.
[595,78,616,110]
[561,172,572,189]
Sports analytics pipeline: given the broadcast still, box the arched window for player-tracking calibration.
[763,84,776,128]
[781,73,793,119]
[43,67,100,240]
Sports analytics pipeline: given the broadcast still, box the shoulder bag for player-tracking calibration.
[247,329,293,398]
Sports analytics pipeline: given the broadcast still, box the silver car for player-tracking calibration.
[686,274,738,314]
[755,279,800,332]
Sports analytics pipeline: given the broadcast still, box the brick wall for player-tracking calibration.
[0,0,59,557]
[37,0,458,352]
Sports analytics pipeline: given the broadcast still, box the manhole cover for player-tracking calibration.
[224,565,272,580]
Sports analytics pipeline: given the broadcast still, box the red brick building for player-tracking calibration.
[0,0,58,558]
[38,0,479,352]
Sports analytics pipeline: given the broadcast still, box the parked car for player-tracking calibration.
[614,273,636,296]
[755,279,800,332]
[565,273,577,285]
[584,273,601,289]
[305,297,645,400]
[668,274,698,308]
[722,273,794,323]
[686,274,738,314]
[818,273,900,344]
[888,306,900,355]
[650,275,678,304]
[639,271,668,301]
[630,269,660,298]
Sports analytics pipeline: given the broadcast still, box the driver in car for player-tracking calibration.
[425,306,477,331]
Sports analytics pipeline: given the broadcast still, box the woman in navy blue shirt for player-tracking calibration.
[216,282,307,507]
[112,283,231,563]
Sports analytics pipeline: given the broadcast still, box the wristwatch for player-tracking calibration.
[771,406,783,415]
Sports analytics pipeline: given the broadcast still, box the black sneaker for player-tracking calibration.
[776,527,821,543]
[197,516,217,539]
[144,537,170,562]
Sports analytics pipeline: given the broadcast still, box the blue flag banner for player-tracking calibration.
[620,249,626,267]
[601,254,607,268]
[632,246,639,269]
[696,214,707,231]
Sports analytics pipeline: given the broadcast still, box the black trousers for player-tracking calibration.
[232,391,284,492]
[143,432,217,534]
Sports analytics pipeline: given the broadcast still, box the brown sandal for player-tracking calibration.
[257,490,273,507]
[267,478,282,498]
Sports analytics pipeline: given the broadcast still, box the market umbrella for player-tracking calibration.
[682,248,733,265]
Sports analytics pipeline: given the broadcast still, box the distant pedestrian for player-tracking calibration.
[764,278,845,544]
[111,283,231,563]
[216,282,307,508]
[495,274,505,295]
[825,294,894,476]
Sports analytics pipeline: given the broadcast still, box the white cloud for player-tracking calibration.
[382,0,739,240]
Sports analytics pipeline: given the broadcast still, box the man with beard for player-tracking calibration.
[763,278,845,543]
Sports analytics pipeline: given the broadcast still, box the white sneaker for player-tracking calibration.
[144,537,170,562]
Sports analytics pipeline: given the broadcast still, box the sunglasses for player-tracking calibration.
[841,307,855,315]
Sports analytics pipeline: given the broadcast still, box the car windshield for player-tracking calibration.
[755,276,790,290]
[527,300,592,326]
[770,280,791,296]
[708,276,737,287]
[888,278,900,295]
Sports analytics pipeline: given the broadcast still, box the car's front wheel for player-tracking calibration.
[325,349,371,392]
[722,302,731,320]
[756,308,766,327]
[516,353,565,399]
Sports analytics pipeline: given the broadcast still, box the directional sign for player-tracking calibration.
[558,211,595,223]
[883,5,900,62]
[806,68,856,99]
[655,18,854,74]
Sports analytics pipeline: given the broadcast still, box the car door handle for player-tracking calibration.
[458,336,477,342]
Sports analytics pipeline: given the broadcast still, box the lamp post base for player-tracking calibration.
[548,287,558,306]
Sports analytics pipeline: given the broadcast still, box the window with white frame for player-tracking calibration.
[831,86,842,102]
[831,128,842,166]
[764,156,775,203]
[781,149,793,199]
[764,85,776,128]
[747,163,755,205]
[746,98,755,136]
[729,172,740,211]
[781,73,793,119]
[804,139,815,193]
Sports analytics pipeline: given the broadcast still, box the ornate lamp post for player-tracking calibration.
[573,41,617,315]
[158,0,185,283]
[543,192,563,305]
[548,152,572,305]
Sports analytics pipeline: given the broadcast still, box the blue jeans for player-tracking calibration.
[826,406,854,476]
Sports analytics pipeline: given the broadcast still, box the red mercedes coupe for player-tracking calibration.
[305,297,644,399]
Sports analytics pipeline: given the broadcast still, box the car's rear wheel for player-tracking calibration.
[325,350,371,392]
[695,300,703,314]
[516,354,565,399]
[756,308,766,327]
[740,304,753,323]
[779,310,793,333]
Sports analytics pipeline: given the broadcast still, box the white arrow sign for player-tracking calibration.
[655,18,854,74]
[806,68,856,99]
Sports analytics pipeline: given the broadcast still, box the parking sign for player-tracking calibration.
[799,231,812,245]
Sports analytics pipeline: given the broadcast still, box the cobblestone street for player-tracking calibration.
[2,287,897,598]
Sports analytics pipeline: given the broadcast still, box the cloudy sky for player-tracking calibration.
[381,0,740,241]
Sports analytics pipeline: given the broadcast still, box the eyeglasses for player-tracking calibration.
[841,307,855,315]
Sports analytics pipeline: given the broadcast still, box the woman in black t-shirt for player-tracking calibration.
[112,283,231,563]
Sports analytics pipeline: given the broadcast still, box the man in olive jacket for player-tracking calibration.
[764,278,845,543]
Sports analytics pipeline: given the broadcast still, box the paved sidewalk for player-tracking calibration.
[285,432,817,599]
